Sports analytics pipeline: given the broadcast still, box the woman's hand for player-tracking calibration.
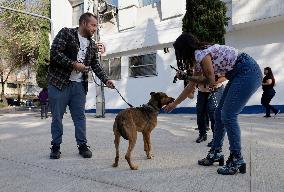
[163,102,177,113]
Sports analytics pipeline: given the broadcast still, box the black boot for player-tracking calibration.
[198,148,224,166]
[50,145,61,159]
[217,153,246,175]
[196,135,207,143]
[78,143,92,158]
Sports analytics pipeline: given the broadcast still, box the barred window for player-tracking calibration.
[102,57,121,80]
[129,53,157,78]
[7,83,17,89]
[139,0,160,7]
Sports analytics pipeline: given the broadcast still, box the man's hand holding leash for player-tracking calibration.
[73,62,90,73]
[106,80,115,89]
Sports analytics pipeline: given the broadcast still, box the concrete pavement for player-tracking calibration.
[0,111,283,192]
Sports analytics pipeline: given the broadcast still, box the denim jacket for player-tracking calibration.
[49,27,109,93]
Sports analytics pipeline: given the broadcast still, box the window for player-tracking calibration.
[139,0,160,7]
[102,57,121,80]
[72,3,84,26]
[26,84,34,90]
[7,83,17,89]
[129,53,157,78]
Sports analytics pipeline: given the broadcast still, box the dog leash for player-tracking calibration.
[89,69,134,108]
[114,87,134,108]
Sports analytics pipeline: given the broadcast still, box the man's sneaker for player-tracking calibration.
[50,145,61,159]
[78,143,92,158]
[196,135,207,143]
[263,115,271,118]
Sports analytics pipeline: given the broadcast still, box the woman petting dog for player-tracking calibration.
[163,33,262,175]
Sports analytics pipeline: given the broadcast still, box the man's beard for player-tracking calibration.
[84,29,93,38]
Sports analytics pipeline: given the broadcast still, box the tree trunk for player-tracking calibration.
[0,72,7,104]
[17,82,21,105]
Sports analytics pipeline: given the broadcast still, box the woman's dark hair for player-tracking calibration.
[264,67,275,86]
[173,33,210,69]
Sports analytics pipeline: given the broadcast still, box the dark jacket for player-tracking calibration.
[38,89,48,104]
[49,27,109,93]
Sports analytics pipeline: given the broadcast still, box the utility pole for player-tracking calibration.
[93,0,105,118]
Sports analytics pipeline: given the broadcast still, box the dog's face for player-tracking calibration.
[149,92,175,109]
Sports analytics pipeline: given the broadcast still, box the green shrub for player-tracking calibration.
[182,0,229,44]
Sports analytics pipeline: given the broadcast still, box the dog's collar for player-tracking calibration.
[141,104,160,113]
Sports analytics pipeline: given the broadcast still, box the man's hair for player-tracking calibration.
[79,12,97,25]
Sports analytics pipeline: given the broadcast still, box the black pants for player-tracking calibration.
[261,89,278,116]
[196,86,224,137]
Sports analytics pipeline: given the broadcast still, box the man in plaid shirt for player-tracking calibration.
[49,12,115,159]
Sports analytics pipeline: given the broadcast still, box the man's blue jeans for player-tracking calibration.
[48,82,87,146]
[212,53,262,155]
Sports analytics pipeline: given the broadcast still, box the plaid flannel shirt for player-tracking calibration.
[49,27,109,93]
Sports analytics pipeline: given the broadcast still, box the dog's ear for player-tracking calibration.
[150,92,155,96]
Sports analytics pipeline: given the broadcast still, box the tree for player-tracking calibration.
[0,0,50,102]
[182,0,229,44]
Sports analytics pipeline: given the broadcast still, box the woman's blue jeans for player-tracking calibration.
[212,53,262,155]
[48,82,87,146]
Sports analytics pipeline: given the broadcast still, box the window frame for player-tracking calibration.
[128,53,157,78]
[101,57,122,80]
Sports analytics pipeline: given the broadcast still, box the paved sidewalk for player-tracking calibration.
[0,112,283,192]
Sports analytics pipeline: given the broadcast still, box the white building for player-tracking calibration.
[51,0,284,113]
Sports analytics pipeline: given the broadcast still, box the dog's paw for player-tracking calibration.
[112,163,118,167]
[130,164,139,170]
[147,154,154,159]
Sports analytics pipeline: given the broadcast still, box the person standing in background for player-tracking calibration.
[38,88,48,119]
[195,78,225,146]
[261,67,280,117]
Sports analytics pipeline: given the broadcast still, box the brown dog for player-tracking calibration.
[112,92,175,170]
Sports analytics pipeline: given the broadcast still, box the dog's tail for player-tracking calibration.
[114,117,129,140]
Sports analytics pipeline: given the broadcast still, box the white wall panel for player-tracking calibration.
[225,21,284,105]
[51,0,72,38]
[118,6,138,30]
[118,0,139,9]
[161,0,186,20]
[232,0,284,25]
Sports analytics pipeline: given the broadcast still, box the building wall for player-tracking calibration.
[225,21,284,106]
[224,0,284,108]
[86,0,189,110]
[50,0,284,113]
[51,0,73,38]
[0,67,38,100]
